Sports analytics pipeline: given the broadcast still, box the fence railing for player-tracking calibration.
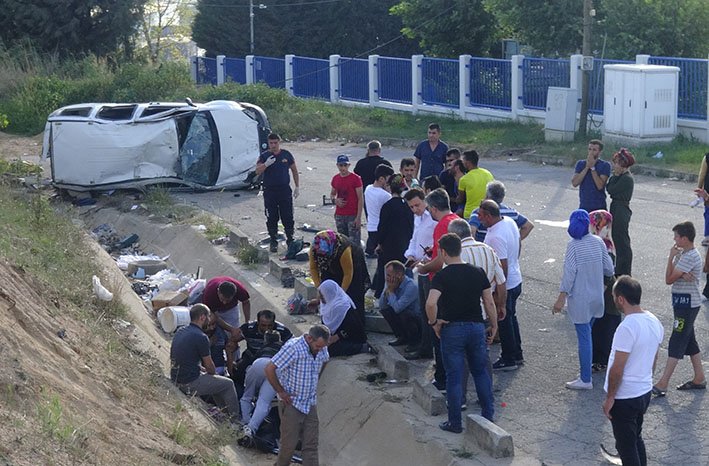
[338,57,369,103]
[377,56,412,105]
[421,58,459,108]
[195,57,217,85]
[470,57,512,111]
[291,56,330,100]
[224,57,246,85]
[649,56,708,120]
[522,57,570,110]
[253,56,286,88]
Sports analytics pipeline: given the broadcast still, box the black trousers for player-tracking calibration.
[263,186,294,240]
[417,274,434,358]
[592,313,622,365]
[610,392,651,466]
[380,306,420,345]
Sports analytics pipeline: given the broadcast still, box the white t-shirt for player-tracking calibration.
[484,216,522,289]
[604,311,664,399]
[364,185,391,232]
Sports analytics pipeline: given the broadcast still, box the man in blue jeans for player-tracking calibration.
[426,233,497,432]
[604,276,663,466]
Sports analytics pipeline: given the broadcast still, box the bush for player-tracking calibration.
[3,76,69,134]
[111,62,193,102]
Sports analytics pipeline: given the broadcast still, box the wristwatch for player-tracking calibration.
[428,319,438,326]
[590,166,596,171]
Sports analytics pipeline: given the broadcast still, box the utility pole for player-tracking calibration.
[578,0,593,138]
[249,0,267,55]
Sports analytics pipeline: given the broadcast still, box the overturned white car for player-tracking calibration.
[42,99,270,191]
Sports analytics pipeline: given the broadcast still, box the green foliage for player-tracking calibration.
[2,76,68,134]
[0,0,147,59]
[36,392,84,444]
[192,0,419,58]
[111,62,194,102]
[391,0,497,57]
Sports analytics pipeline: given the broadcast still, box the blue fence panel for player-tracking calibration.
[421,58,459,108]
[649,56,708,120]
[588,58,633,115]
[292,56,330,100]
[469,58,512,111]
[253,56,286,88]
[339,57,369,102]
[378,57,412,104]
[196,57,217,85]
[522,57,570,110]
[224,57,246,84]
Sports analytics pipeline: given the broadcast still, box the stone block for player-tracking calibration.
[294,277,318,300]
[228,230,250,249]
[412,378,446,416]
[364,314,393,334]
[256,249,270,264]
[269,259,293,287]
[465,414,514,458]
[375,344,410,380]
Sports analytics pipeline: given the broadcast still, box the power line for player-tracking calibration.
[189,0,346,8]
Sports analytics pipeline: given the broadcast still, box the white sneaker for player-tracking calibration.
[565,378,593,390]
[241,425,254,438]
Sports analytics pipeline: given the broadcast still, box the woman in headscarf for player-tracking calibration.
[606,148,635,276]
[552,209,615,390]
[588,210,622,372]
[318,280,373,357]
[309,229,370,324]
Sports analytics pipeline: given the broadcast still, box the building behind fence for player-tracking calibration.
[193,52,709,144]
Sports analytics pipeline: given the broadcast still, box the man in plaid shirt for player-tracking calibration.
[265,324,330,465]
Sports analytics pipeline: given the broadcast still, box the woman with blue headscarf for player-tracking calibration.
[553,209,615,390]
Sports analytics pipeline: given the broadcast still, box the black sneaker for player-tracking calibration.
[432,380,446,392]
[269,240,278,253]
[439,421,462,434]
[492,358,519,371]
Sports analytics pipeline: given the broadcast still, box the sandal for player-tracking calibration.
[651,386,667,397]
[676,380,707,391]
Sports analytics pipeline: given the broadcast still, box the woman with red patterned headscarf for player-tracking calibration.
[607,148,635,276]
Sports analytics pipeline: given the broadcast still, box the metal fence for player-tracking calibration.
[469,58,512,111]
[522,57,570,110]
[224,57,246,84]
[588,58,633,115]
[291,56,330,100]
[649,56,708,120]
[253,56,286,88]
[377,56,412,104]
[196,57,217,85]
[421,58,459,108]
[338,57,369,102]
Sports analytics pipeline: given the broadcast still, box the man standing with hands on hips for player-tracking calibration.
[256,133,300,253]
[265,324,330,466]
[572,139,610,212]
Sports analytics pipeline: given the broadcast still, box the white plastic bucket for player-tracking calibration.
[157,306,191,333]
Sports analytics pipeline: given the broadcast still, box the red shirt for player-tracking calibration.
[430,212,459,277]
[202,276,250,313]
[331,172,363,216]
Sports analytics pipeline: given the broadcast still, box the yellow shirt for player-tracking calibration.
[459,168,494,217]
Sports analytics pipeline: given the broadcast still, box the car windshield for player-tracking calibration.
[177,112,220,186]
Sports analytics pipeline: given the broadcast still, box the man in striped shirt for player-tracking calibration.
[265,324,330,466]
[469,180,534,243]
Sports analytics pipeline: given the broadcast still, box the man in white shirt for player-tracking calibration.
[478,200,523,371]
[604,276,663,466]
[364,164,394,257]
[403,188,437,360]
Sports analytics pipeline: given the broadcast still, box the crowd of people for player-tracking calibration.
[168,126,709,466]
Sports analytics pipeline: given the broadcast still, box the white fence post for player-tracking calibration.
[511,55,525,119]
[636,54,651,65]
[285,54,295,96]
[459,55,472,117]
[216,55,226,86]
[190,55,198,83]
[369,55,380,106]
[570,54,583,90]
[412,54,424,113]
[245,55,255,84]
[329,54,341,104]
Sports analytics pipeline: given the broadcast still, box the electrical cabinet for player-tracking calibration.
[603,64,679,143]
[544,87,578,142]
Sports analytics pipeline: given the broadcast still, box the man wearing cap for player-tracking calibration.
[330,154,364,245]
[572,139,611,212]
[256,133,300,253]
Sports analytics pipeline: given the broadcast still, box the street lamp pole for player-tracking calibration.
[578,0,593,137]
[249,1,267,55]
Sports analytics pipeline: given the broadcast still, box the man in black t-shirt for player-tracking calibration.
[354,140,392,216]
[229,309,293,396]
[425,234,497,433]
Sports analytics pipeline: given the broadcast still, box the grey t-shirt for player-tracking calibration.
[671,248,702,308]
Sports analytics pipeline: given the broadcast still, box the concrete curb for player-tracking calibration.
[466,414,515,458]
[375,344,410,380]
[412,378,446,416]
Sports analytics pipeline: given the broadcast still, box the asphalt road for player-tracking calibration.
[173,141,709,465]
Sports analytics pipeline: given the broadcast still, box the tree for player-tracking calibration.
[390,0,497,57]
[192,0,419,58]
[0,0,147,58]
[139,0,195,63]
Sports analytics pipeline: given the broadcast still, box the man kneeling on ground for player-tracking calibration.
[170,304,240,424]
